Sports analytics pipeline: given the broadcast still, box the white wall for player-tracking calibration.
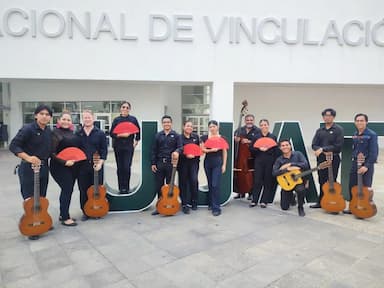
[1,0,383,84]
[234,83,384,146]
[8,80,185,138]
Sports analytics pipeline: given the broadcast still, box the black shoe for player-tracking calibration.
[298,207,305,217]
[182,206,190,214]
[61,220,78,227]
[310,203,321,208]
[249,202,256,208]
[212,210,221,216]
[28,235,40,240]
[191,204,198,211]
[343,209,352,214]
[81,214,90,221]
[151,210,160,216]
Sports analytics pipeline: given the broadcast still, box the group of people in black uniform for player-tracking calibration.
[233,109,379,217]
[9,102,379,240]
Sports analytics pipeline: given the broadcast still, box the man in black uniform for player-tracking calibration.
[9,104,53,240]
[233,114,260,199]
[76,110,108,221]
[151,115,182,215]
[272,139,309,217]
[310,108,344,208]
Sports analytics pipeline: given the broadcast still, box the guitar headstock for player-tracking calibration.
[93,152,100,165]
[318,161,332,170]
[357,152,365,167]
[324,152,333,162]
[31,163,41,173]
[240,100,248,116]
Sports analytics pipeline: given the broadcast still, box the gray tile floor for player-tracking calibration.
[1,148,383,288]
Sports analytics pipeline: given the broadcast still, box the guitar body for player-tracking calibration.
[277,169,303,191]
[321,182,345,212]
[19,197,53,236]
[350,186,377,219]
[84,184,109,218]
[157,184,181,216]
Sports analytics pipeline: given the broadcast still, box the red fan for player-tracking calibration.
[56,147,87,162]
[253,137,277,149]
[204,136,229,150]
[112,122,139,135]
[183,143,202,156]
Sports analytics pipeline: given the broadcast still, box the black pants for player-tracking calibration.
[18,160,49,200]
[204,156,223,213]
[77,161,104,212]
[154,160,173,198]
[178,159,199,207]
[252,154,275,204]
[114,148,134,192]
[281,183,306,210]
[316,153,340,203]
[50,160,78,221]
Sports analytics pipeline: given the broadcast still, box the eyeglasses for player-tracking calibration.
[121,106,130,109]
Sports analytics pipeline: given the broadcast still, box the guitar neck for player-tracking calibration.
[93,169,99,195]
[297,166,320,178]
[168,166,177,196]
[33,169,40,209]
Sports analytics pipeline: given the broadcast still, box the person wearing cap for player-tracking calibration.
[9,104,53,240]
[200,120,228,216]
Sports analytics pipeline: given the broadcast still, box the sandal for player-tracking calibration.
[61,219,78,227]
[249,202,256,208]
[260,203,267,208]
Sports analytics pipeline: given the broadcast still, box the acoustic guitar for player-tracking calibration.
[350,153,377,219]
[19,163,53,236]
[277,161,330,191]
[156,156,180,216]
[84,152,109,218]
[320,152,345,213]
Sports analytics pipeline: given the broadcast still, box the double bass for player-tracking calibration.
[350,153,377,219]
[233,100,254,196]
[320,152,345,213]
[19,163,53,237]
[84,152,109,218]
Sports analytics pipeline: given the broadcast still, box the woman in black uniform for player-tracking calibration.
[201,120,227,216]
[50,111,82,226]
[249,119,279,208]
[178,121,200,214]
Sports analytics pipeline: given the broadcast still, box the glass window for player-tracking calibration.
[81,101,110,113]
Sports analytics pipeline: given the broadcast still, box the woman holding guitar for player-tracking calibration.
[76,110,108,221]
[9,104,53,240]
[345,113,378,217]
[50,111,82,226]
[201,120,228,216]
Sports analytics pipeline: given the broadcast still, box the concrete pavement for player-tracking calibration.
[0,148,383,288]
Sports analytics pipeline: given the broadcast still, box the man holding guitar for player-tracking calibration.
[76,110,108,221]
[151,115,182,216]
[311,108,344,209]
[345,113,378,215]
[272,139,309,216]
[9,105,53,240]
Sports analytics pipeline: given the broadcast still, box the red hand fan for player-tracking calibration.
[112,122,139,135]
[183,143,202,156]
[204,136,229,150]
[56,147,87,161]
[253,137,277,149]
